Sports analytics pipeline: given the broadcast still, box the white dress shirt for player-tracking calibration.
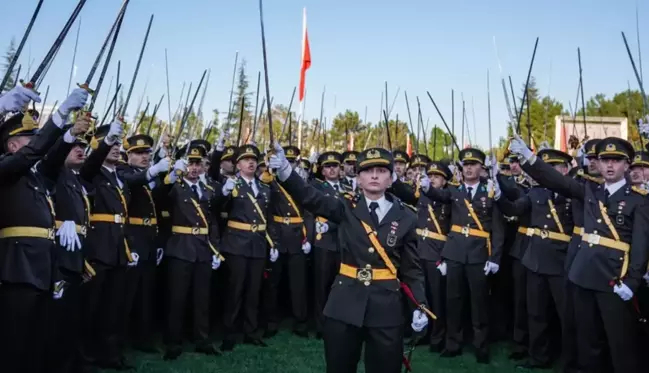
[184,178,203,199]
[103,165,123,189]
[327,180,341,192]
[241,175,259,197]
[365,195,392,223]
[464,181,480,199]
[605,178,626,197]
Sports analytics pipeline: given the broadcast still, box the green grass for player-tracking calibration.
[103,332,527,373]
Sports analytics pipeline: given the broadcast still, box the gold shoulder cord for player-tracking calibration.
[427,204,442,234]
[598,201,627,278]
[547,199,565,234]
[463,198,492,255]
[277,183,308,239]
[189,197,225,261]
[359,220,397,275]
[114,186,134,262]
[245,192,275,247]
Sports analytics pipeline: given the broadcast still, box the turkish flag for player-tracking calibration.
[299,8,311,102]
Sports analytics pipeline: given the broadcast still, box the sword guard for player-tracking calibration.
[20,80,40,95]
[77,82,95,95]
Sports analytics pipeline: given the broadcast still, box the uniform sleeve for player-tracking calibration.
[267,183,281,248]
[496,194,531,217]
[117,164,149,186]
[390,179,419,205]
[79,140,112,183]
[626,196,649,292]
[209,150,223,181]
[279,171,345,225]
[400,219,427,305]
[522,157,584,201]
[38,136,74,182]
[497,174,523,200]
[423,185,453,203]
[489,202,507,265]
[0,117,65,184]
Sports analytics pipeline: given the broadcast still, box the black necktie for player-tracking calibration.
[604,189,610,204]
[369,202,380,227]
[333,184,340,192]
[467,187,473,200]
[191,185,199,200]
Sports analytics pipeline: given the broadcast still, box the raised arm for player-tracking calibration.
[390,179,418,205]
[625,197,649,292]
[489,202,507,265]
[495,193,531,217]
[79,139,111,183]
[279,171,345,225]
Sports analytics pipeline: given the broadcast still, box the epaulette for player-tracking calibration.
[449,180,460,187]
[343,192,354,201]
[403,203,417,212]
[632,185,648,196]
[577,170,603,184]
[204,184,214,192]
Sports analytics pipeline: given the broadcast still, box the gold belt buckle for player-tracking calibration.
[143,218,151,226]
[47,228,55,240]
[421,228,429,240]
[191,227,201,235]
[461,226,470,237]
[251,224,259,232]
[283,217,291,225]
[79,226,87,236]
[356,268,373,286]
[540,229,549,239]
[587,234,601,245]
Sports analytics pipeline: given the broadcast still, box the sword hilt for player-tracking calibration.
[20,80,40,95]
[77,82,95,95]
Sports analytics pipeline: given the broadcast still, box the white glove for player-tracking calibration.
[302,241,311,254]
[484,261,500,275]
[156,248,164,266]
[56,221,81,252]
[437,261,447,276]
[0,85,41,113]
[58,88,89,117]
[613,282,634,301]
[268,142,291,181]
[221,177,236,196]
[148,157,170,179]
[270,248,279,262]
[392,172,398,184]
[52,281,66,300]
[315,221,329,234]
[128,252,140,267]
[296,167,308,181]
[157,146,168,159]
[105,119,124,145]
[420,175,430,192]
[216,131,227,151]
[411,309,428,332]
[308,152,319,163]
[493,178,502,200]
[576,143,586,159]
[643,272,649,287]
[508,133,534,161]
[639,117,649,138]
[212,255,221,270]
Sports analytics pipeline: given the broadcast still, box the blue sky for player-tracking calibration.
[2,0,647,148]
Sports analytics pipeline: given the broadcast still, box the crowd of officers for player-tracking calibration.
[0,84,649,373]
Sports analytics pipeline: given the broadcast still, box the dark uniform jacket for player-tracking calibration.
[523,158,649,292]
[0,118,66,290]
[269,177,306,254]
[425,181,506,265]
[41,137,93,275]
[309,179,343,252]
[390,180,450,263]
[497,186,574,276]
[280,171,426,328]
[497,174,531,261]
[81,141,133,267]
[120,165,160,262]
[219,176,274,259]
[165,178,221,263]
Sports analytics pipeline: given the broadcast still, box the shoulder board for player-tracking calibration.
[204,184,214,191]
[314,178,324,183]
[632,186,648,196]
[403,203,417,212]
[449,181,460,187]
[582,174,604,184]
[343,192,354,200]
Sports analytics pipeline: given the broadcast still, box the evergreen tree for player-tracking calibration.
[1,38,18,90]
[229,59,253,142]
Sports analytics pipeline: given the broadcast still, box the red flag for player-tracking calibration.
[299,8,311,102]
[406,135,412,156]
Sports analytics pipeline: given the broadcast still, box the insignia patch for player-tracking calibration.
[605,143,616,151]
[367,149,380,159]
[615,215,624,225]
[386,234,397,247]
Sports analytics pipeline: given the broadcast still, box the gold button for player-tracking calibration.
[620,257,624,261]
[467,214,471,217]
[364,281,370,286]
[543,225,548,229]
[597,219,602,223]
[368,247,375,253]
[546,214,551,219]
[365,264,372,269]
[594,230,598,234]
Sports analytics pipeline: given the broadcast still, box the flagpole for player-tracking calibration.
[297,7,311,150]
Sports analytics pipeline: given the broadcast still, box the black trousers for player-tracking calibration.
[0,283,49,373]
[526,271,564,366]
[423,260,445,347]
[511,258,528,353]
[445,260,489,352]
[263,252,308,332]
[323,317,404,373]
[561,276,579,370]
[81,264,127,364]
[489,255,512,342]
[46,272,83,373]
[126,259,156,347]
[573,283,641,373]
[222,254,265,340]
[165,258,211,348]
[313,248,340,334]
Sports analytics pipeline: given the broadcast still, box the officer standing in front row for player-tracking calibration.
[510,134,649,373]
[269,143,429,373]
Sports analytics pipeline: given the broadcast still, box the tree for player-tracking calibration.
[579,90,645,147]
[1,38,17,90]
[229,59,253,141]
